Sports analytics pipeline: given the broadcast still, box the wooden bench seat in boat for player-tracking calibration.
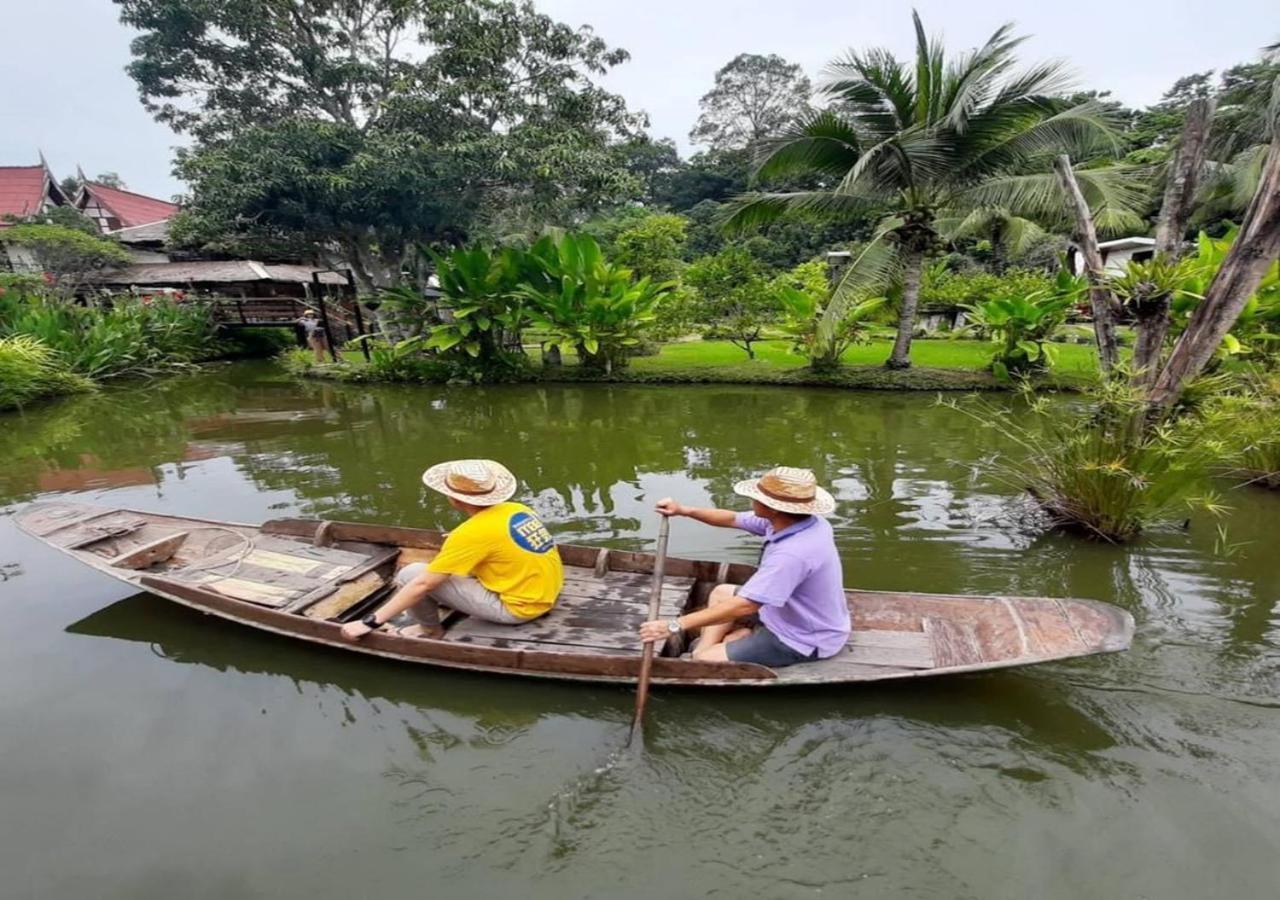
[446,565,696,656]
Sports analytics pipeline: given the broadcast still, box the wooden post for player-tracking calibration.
[1148,132,1280,411]
[1133,98,1217,388]
[312,273,339,362]
[347,270,371,362]
[1054,154,1120,376]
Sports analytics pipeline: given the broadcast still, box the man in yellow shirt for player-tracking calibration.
[341,459,563,640]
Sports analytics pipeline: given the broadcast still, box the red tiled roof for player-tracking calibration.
[0,165,50,225]
[81,182,180,228]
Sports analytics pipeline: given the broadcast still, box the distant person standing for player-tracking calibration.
[298,308,329,363]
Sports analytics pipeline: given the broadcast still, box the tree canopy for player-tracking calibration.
[689,53,812,151]
[118,0,644,291]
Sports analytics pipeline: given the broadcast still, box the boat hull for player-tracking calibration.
[15,501,1135,687]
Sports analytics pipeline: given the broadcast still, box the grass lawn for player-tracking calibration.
[319,337,1102,391]
[629,338,1101,379]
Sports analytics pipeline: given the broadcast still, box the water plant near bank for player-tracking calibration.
[944,380,1233,541]
[0,335,96,411]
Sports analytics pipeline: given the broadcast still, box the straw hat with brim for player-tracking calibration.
[733,466,836,516]
[302,309,317,316]
[422,459,518,506]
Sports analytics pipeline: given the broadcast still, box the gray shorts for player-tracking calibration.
[725,625,819,668]
[395,562,536,626]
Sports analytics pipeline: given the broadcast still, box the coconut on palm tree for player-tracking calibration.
[724,12,1145,369]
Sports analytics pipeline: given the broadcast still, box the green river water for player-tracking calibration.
[0,361,1277,899]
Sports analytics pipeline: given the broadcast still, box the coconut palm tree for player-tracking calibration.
[724,12,1144,369]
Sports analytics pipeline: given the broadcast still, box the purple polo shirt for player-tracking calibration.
[733,512,850,658]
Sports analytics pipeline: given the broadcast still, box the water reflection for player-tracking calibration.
[5,361,1280,898]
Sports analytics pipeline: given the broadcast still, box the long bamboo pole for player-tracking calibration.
[629,515,671,741]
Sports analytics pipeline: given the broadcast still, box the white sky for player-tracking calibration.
[1,0,1274,200]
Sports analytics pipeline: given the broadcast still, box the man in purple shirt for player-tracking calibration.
[639,466,850,667]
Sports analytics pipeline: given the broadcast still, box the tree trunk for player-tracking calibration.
[886,247,923,369]
[1133,98,1217,388]
[1053,155,1120,376]
[1147,133,1280,411]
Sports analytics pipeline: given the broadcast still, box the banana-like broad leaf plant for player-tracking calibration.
[518,234,673,373]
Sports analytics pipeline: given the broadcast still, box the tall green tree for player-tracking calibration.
[724,12,1141,369]
[690,53,812,151]
[117,0,643,293]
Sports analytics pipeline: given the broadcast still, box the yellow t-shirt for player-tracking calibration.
[427,502,563,619]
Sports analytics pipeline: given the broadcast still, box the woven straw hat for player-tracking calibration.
[422,459,518,506]
[733,466,835,516]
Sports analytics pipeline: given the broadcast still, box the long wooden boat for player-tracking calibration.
[16,501,1133,687]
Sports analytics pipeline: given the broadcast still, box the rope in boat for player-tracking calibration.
[178,526,258,580]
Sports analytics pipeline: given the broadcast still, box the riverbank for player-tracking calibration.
[288,337,1101,392]
[0,325,293,413]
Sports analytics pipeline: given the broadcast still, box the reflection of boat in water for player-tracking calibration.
[20,501,1133,688]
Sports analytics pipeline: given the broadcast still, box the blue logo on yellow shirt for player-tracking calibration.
[509,511,554,554]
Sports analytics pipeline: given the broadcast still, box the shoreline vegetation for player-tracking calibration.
[283,336,1103,392]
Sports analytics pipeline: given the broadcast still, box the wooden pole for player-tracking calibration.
[312,273,339,362]
[346,270,371,362]
[629,515,671,741]
[1053,154,1121,375]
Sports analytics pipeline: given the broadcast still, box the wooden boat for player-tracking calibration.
[16,501,1134,687]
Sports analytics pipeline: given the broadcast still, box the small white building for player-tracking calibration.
[1068,236,1156,277]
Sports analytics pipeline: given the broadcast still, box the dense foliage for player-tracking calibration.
[120,0,643,292]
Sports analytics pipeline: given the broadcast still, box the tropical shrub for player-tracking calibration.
[1169,229,1280,363]
[944,381,1230,541]
[0,295,218,379]
[773,260,884,371]
[0,335,95,411]
[963,270,1086,377]
[520,234,671,373]
[422,245,534,360]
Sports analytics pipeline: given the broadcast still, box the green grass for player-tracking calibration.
[632,338,1100,379]
[318,337,1102,391]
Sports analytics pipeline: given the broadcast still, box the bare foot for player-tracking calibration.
[395,624,444,640]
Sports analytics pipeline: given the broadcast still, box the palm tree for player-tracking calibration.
[724,12,1143,369]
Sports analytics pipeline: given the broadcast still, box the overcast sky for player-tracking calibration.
[1,0,1274,201]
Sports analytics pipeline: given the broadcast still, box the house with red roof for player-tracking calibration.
[0,162,70,226]
[74,181,180,234]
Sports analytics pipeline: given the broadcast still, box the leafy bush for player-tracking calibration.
[920,266,1054,311]
[944,381,1231,541]
[0,335,95,411]
[0,224,131,297]
[773,259,885,371]
[422,245,533,359]
[520,234,671,373]
[684,247,775,358]
[0,295,219,379]
[963,270,1085,377]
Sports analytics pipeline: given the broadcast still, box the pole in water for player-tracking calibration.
[629,514,671,742]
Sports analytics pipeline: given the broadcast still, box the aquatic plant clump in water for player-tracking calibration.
[943,381,1231,541]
